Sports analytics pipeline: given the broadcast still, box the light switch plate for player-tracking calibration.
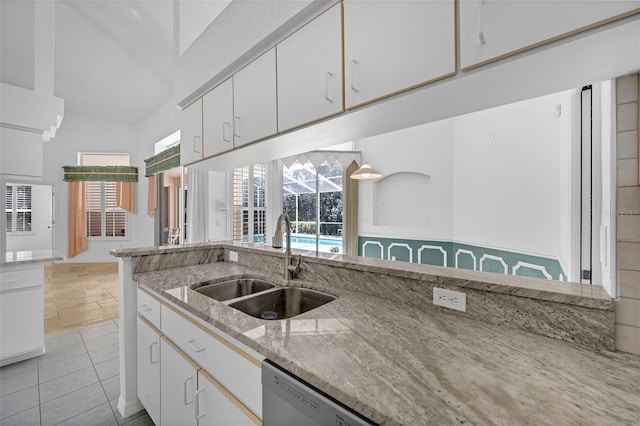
[433,287,466,312]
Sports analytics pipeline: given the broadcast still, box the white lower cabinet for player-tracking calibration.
[196,370,257,426]
[137,317,161,425]
[136,298,263,425]
[0,263,45,366]
[160,336,198,426]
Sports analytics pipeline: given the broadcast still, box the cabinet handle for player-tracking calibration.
[0,279,18,284]
[183,376,194,405]
[149,341,158,364]
[350,58,359,93]
[233,116,240,138]
[194,388,205,420]
[222,121,231,142]
[193,136,201,153]
[186,339,205,353]
[324,71,334,103]
[477,0,486,45]
[139,304,151,312]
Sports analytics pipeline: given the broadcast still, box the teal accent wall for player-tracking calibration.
[358,236,566,281]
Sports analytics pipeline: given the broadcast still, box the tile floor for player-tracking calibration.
[44,263,120,336]
[0,319,152,426]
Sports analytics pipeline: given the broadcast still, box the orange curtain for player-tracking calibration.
[68,181,87,258]
[116,181,135,213]
[147,174,157,217]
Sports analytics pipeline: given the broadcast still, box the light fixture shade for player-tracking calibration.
[350,163,382,180]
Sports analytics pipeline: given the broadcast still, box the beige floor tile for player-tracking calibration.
[44,262,119,334]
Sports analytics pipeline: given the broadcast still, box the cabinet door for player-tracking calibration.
[203,79,234,157]
[233,48,277,147]
[277,3,343,132]
[161,337,198,426]
[180,99,203,165]
[0,286,43,363]
[343,0,455,108]
[460,0,640,69]
[137,318,161,425]
[196,371,257,426]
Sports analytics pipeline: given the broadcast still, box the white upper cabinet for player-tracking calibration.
[233,48,277,147]
[277,3,343,132]
[343,0,455,109]
[460,0,640,69]
[203,78,234,157]
[180,99,203,165]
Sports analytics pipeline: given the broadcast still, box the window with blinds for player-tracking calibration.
[5,184,32,233]
[232,164,266,244]
[80,153,129,238]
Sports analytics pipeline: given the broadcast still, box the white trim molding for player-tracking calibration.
[362,241,384,259]
[455,249,477,270]
[418,245,447,267]
[480,254,508,274]
[512,261,553,280]
[387,243,413,263]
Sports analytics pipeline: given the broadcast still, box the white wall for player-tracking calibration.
[357,90,574,269]
[6,184,52,252]
[41,112,143,262]
[358,120,454,241]
[452,91,573,261]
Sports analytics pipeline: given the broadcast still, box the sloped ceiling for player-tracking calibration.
[1,0,232,125]
[54,0,176,124]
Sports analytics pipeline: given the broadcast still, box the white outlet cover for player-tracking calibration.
[229,251,238,262]
[433,287,467,312]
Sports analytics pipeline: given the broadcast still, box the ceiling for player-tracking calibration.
[1,0,230,125]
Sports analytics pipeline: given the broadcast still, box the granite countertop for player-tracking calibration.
[134,261,640,426]
[2,249,64,266]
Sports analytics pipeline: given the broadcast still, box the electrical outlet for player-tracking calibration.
[229,251,238,262]
[433,287,466,312]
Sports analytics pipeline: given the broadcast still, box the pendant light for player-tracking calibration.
[350,140,382,180]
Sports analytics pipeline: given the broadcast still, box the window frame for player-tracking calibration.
[5,183,34,235]
[79,152,130,241]
[232,164,267,245]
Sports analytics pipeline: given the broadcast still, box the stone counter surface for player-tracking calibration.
[134,262,640,426]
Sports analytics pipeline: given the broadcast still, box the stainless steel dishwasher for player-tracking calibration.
[262,360,376,426]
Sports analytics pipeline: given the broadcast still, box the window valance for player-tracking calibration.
[144,145,180,176]
[62,166,138,182]
[280,150,360,169]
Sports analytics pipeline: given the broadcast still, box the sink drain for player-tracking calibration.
[260,310,278,320]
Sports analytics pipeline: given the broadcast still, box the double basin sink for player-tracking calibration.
[190,278,336,320]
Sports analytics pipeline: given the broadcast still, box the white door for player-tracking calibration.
[161,337,198,426]
[203,79,234,157]
[233,48,277,147]
[343,0,455,108]
[196,371,256,426]
[277,3,343,131]
[137,318,161,425]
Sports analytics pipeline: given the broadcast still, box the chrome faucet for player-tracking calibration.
[272,213,300,279]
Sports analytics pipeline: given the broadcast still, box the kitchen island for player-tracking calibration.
[112,243,639,425]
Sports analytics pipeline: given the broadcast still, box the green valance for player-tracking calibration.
[144,145,180,176]
[63,166,138,182]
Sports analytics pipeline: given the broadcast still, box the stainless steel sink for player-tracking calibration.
[191,279,276,302]
[228,287,336,320]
